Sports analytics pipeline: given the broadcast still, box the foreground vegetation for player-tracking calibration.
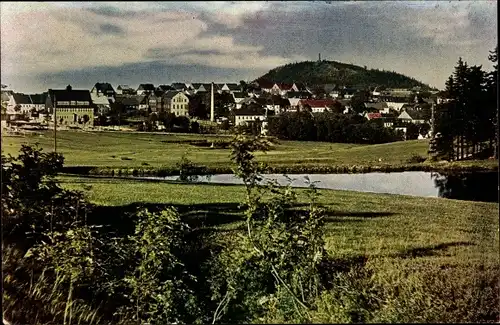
[2,131,497,175]
[3,136,498,324]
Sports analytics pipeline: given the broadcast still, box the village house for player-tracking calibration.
[116,85,135,95]
[221,83,240,93]
[232,92,248,109]
[91,93,111,115]
[163,91,189,116]
[148,91,165,113]
[170,83,187,91]
[137,84,156,95]
[30,93,47,112]
[298,99,338,113]
[156,85,174,93]
[233,103,273,126]
[271,83,293,96]
[91,82,116,98]
[365,112,382,121]
[397,109,430,124]
[342,88,357,99]
[7,93,32,115]
[137,95,149,110]
[256,80,275,93]
[46,85,94,127]
[115,95,140,112]
[91,83,113,115]
[364,101,389,114]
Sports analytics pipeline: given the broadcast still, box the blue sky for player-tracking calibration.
[1,1,497,93]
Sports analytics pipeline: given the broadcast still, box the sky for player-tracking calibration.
[1,1,497,93]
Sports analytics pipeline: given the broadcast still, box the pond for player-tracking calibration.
[129,171,499,203]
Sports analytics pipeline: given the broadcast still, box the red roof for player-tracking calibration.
[299,99,337,108]
[367,113,382,119]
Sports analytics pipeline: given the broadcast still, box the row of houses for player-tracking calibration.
[1,79,438,132]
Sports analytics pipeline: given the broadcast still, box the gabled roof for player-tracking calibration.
[404,109,431,120]
[235,103,270,116]
[157,85,174,92]
[163,90,182,99]
[137,95,148,104]
[299,99,337,108]
[364,102,388,110]
[171,83,186,90]
[120,96,140,106]
[117,85,131,90]
[48,86,92,104]
[225,83,240,91]
[256,80,275,89]
[93,82,115,94]
[29,93,47,105]
[274,83,293,91]
[1,92,11,102]
[293,82,307,91]
[232,92,247,100]
[12,93,32,105]
[91,93,111,105]
[366,112,382,119]
[137,84,155,91]
[153,90,164,97]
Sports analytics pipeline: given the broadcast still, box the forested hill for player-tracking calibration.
[254,60,432,89]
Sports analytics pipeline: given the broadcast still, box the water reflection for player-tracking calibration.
[146,171,499,203]
[431,172,498,202]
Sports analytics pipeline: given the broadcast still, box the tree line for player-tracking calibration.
[267,111,404,144]
[433,46,498,160]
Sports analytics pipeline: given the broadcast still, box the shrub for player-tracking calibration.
[209,132,328,323]
[407,153,427,164]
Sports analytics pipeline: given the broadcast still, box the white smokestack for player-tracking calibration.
[210,82,215,122]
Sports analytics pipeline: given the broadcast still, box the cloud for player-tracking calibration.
[1,1,497,92]
[1,2,299,79]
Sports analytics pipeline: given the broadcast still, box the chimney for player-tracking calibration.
[210,82,215,122]
[318,53,321,61]
[66,85,72,91]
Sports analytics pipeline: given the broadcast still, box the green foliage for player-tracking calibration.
[255,60,431,89]
[268,112,403,144]
[1,144,90,244]
[311,259,499,323]
[115,208,200,324]
[211,132,327,323]
[434,53,497,160]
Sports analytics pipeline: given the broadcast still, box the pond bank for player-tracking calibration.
[61,161,498,177]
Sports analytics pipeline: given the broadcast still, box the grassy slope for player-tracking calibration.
[0,130,442,167]
[60,176,499,267]
[3,131,497,172]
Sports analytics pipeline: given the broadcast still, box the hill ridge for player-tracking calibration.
[254,60,432,90]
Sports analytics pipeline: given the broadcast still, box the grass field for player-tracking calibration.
[60,175,499,265]
[1,130,429,167]
[57,176,500,321]
[3,130,497,173]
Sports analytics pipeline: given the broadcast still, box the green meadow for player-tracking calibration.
[58,175,499,322]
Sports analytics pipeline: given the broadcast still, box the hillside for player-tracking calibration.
[255,60,432,89]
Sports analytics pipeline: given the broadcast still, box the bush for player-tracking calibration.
[190,121,200,134]
[406,153,427,163]
[209,133,328,323]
